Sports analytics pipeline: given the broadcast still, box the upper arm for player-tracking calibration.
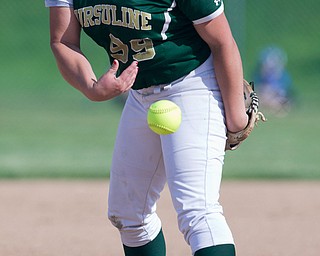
[193,13,235,52]
[49,7,81,48]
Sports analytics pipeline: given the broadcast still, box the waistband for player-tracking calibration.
[135,54,214,96]
[136,83,173,96]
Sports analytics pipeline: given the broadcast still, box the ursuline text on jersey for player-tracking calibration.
[74,5,152,31]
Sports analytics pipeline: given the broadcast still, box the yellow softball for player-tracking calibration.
[147,100,182,135]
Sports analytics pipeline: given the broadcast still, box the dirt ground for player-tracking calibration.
[0,180,319,256]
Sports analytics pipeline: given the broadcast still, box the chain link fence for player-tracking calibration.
[1,1,319,177]
[1,1,318,101]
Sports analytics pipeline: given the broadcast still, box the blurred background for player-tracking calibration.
[1,0,319,179]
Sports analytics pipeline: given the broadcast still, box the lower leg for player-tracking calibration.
[194,244,236,256]
[123,229,166,256]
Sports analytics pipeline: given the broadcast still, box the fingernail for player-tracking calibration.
[113,60,117,65]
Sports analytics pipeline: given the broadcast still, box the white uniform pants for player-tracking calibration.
[108,55,234,254]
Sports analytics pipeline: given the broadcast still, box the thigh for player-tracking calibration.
[108,91,167,227]
[161,69,227,231]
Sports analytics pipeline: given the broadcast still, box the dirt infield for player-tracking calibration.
[0,180,319,256]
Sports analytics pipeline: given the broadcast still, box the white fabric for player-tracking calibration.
[45,0,73,7]
[193,2,224,25]
[108,55,234,253]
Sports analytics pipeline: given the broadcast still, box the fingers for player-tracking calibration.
[118,61,139,90]
[108,59,120,76]
[101,60,138,94]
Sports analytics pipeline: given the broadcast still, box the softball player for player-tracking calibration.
[46,0,248,255]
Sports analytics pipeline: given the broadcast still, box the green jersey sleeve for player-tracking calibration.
[177,0,224,24]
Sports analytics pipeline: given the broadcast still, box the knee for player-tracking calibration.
[108,214,124,230]
[107,212,162,247]
[177,210,234,254]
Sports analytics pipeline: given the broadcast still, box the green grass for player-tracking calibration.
[1,1,319,179]
[224,108,320,179]
[0,86,123,178]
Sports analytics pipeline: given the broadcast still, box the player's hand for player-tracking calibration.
[88,60,139,101]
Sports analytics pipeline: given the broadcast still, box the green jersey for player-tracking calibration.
[73,0,224,89]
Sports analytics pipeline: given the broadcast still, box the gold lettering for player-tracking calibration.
[83,7,94,27]
[127,8,140,30]
[109,34,129,63]
[111,6,121,26]
[74,5,152,30]
[93,5,102,25]
[121,7,128,28]
[74,9,84,27]
[101,5,111,25]
[141,12,152,30]
[131,38,155,61]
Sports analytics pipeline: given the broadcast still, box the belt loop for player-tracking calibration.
[153,86,161,94]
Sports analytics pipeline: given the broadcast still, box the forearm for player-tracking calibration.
[212,39,248,132]
[194,13,248,132]
[51,41,139,101]
[50,41,101,100]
